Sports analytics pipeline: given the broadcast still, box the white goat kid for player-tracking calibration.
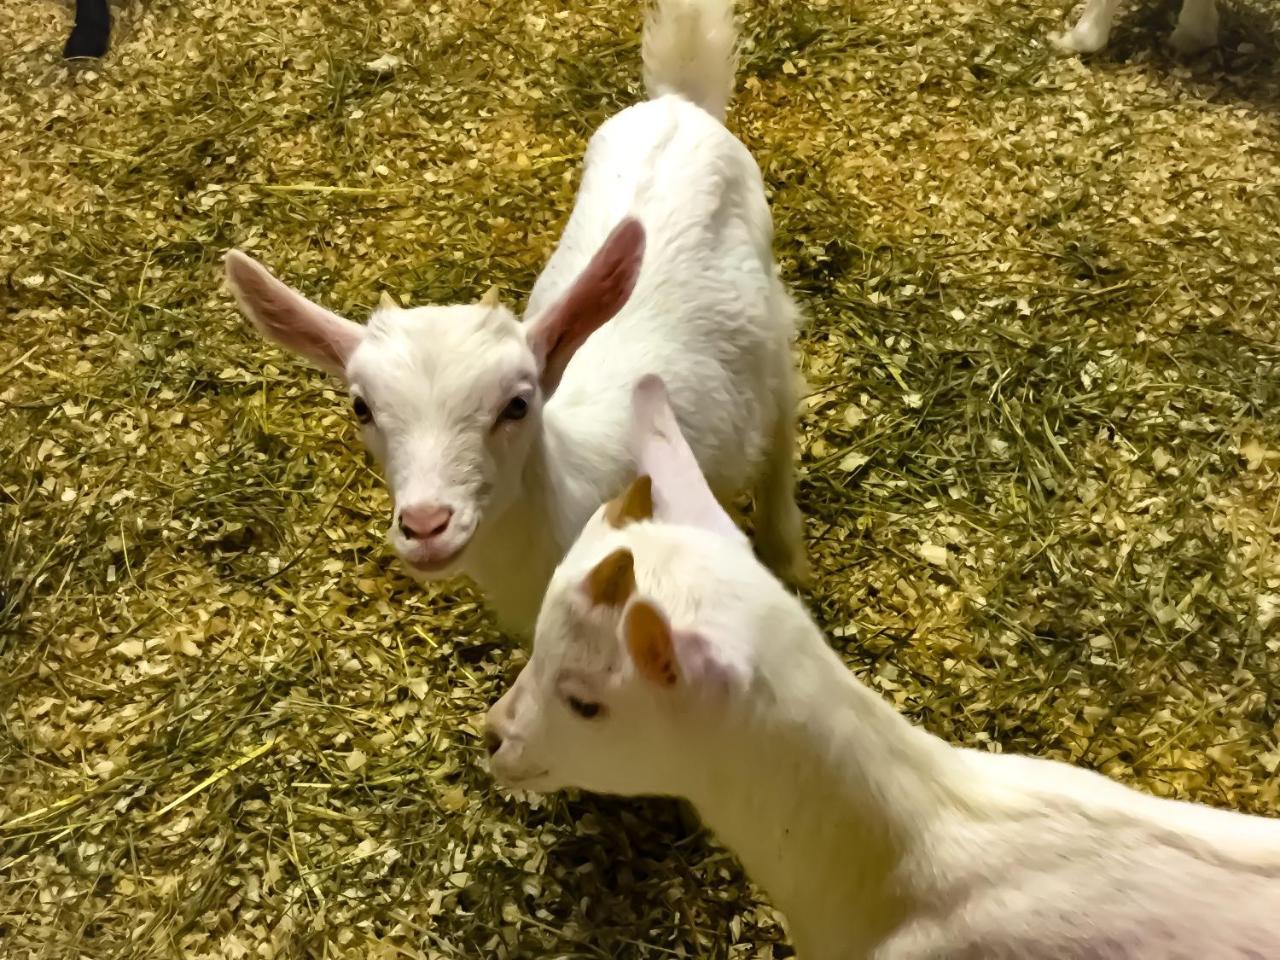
[487,376,1280,960]
[223,0,805,633]
[1051,0,1220,54]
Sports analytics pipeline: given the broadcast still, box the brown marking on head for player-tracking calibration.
[604,474,653,529]
[583,547,635,608]
[624,599,679,687]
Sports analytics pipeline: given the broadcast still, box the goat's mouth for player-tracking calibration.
[391,521,475,576]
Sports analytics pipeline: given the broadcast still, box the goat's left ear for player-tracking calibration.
[623,596,742,694]
[630,375,746,544]
[525,217,645,395]
[623,598,680,687]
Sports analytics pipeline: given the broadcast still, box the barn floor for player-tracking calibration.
[2,0,1279,957]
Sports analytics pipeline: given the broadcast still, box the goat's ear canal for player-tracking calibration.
[583,547,635,608]
[624,599,679,688]
[604,474,653,529]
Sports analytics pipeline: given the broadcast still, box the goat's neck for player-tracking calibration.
[464,420,582,634]
[686,632,967,958]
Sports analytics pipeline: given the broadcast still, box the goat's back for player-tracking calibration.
[532,95,794,504]
[881,751,1280,959]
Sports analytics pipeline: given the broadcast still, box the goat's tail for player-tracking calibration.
[642,0,738,122]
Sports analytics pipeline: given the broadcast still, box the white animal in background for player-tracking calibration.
[1051,0,1220,54]
[223,0,805,633]
[487,376,1280,959]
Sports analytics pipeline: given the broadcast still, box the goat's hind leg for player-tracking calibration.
[1169,0,1219,54]
[754,365,808,587]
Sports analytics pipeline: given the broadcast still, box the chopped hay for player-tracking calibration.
[2,0,1279,957]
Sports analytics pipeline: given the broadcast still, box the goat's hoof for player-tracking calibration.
[676,800,702,835]
[764,546,811,591]
[1168,26,1218,55]
[63,23,111,59]
[1049,29,1108,55]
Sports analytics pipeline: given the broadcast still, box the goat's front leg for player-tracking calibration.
[1050,0,1123,54]
[1169,0,1219,53]
[64,0,112,59]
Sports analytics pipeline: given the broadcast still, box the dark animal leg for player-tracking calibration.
[64,0,112,59]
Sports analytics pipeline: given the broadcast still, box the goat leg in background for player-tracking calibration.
[64,0,112,59]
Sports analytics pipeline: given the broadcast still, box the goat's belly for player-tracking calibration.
[882,867,1280,960]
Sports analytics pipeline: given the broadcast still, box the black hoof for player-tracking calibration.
[63,23,111,59]
[63,0,111,59]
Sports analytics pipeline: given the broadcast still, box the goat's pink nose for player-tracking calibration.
[398,504,453,542]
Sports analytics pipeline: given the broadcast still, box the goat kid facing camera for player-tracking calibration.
[223,0,805,634]
[487,376,1280,960]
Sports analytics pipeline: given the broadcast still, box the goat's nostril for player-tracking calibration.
[398,505,453,542]
[485,728,503,757]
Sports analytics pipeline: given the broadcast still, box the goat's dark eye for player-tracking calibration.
[500,396,529,422]
[567,695,602,720]
[352,396,373,424]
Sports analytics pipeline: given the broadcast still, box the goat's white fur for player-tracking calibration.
[223,0,804,633]
[488,377,1280,960]
[1051,0,1220,54]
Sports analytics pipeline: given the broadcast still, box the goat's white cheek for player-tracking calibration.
[477,430,526,512]
[360,426,387,465]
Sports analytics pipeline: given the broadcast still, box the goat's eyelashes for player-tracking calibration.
[566,695,603,720]
[499,396,529,423]
[352,396,374,425]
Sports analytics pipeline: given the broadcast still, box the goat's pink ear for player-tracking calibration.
[224,250,365,378]
[525,217,645,395]
[630,375,745,543]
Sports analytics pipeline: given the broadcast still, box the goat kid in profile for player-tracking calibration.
[487,375,1280,960]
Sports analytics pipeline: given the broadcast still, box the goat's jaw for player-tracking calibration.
[491,764,553,792]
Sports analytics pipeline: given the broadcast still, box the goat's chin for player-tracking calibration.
[492,766,556,793]
[395,539,470,579]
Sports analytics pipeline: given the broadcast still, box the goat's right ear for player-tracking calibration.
[630,375,746,544]
[224,250,365,378]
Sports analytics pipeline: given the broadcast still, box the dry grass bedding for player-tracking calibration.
[2,0,1279,957]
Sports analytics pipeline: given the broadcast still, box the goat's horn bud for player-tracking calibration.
[378,291,399,312]
[480,285,501,308]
